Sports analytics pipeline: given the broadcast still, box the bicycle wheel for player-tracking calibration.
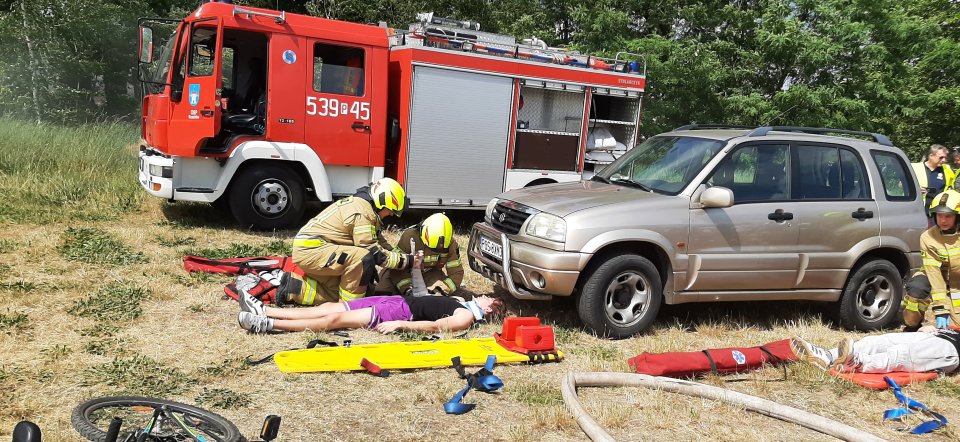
[71,396,243,442]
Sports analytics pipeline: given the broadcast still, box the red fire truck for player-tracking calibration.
[136,2,646,229]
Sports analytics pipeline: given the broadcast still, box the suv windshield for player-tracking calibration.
[595,136,726,194]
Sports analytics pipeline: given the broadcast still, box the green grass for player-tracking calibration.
[181,240,291,259]
[0,118,143,223]
[0,309,29,333]
[0,280,41,293]
[82,354,195,397]
[155,234,197,247]
[510,381,564,406]
[59,227,147,265]
[195,387,251,410]
[68,282,151,321]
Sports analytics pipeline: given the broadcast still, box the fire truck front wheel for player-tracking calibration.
[229,164,305,230]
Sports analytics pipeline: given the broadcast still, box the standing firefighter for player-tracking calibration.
[284,178,412,305]
[376,213,463,296]
[904,189,960,330]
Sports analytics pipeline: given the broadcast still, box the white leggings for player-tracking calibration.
[853,332,959,373]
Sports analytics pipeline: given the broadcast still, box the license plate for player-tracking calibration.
[479,236,502,260]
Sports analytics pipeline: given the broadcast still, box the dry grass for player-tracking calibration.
[1,121,959,441]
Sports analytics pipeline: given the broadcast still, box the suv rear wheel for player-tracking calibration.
[838,259,902,331]
[577,254,662,339]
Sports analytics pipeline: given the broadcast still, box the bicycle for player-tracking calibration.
[69,396,281,442]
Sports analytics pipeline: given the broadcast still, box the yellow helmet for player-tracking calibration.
[421,213,453,252]
[370,177,408,216]
[930,189,960,215]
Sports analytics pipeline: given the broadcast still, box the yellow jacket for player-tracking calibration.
[920,226,960,321]
[293,195,408,269]
[913,162,956,190]
[389,227,464,294]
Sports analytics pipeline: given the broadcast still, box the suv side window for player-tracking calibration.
[871,150,916,201]
[795,144,869,200]
[707,144,789,202]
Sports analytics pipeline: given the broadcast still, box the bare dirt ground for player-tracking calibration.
[1,201,958,441]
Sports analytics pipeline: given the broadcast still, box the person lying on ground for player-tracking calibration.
[237,252,502,334]
[791,328,960,374]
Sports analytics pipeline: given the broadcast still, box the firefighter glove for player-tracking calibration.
[936,315,951,329]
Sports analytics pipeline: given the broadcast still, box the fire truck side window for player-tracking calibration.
[312,43,364,96]
[188,27,217,77]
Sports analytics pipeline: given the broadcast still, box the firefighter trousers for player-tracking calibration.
[292,244,378,302]
[375,268,456,295]
[851,332,959,374]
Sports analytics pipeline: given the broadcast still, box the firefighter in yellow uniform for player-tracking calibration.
[906,190,960,330]
[375,213,463,296]
[287,178,412,305]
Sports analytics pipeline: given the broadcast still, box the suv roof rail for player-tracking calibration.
[747,126,893,147]
[673,124,756,131]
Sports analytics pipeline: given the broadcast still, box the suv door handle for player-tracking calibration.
[351,122,371,131]
[851,208,874,220]
[768,209,793,222]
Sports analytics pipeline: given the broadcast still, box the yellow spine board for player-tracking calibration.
[274,337,562,373]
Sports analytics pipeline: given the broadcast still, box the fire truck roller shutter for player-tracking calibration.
[405,67,513,206]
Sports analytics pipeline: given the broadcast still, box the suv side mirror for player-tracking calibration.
[701,186,734,208]
[139,26,154,64]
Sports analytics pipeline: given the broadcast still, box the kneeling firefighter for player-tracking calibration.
[904,189,960,331]
[376,213,463,296]
[283,178,413,305]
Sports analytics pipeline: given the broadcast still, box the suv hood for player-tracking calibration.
[498,180,661,216]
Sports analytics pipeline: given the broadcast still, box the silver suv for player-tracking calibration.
[468,125,926,338]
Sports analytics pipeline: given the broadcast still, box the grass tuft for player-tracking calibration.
[0,309,30,333]
[195,387,251,410]
[68,283,150,321]
[59,227,146,265]
[155,234,197,247]
[510,381,564,406]
[79,323,122,337]
[0,239,17,253]
[0,280,41,293]
[181,240,291,259]
[83,337,129,356]
[82,355,195,397]
[197,357,250,377]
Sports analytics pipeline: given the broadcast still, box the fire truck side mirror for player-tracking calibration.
[139,26,154,64]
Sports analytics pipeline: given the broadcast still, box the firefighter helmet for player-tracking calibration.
[421,213,453,252]
[370,177,408,216]
[929,189,960,215]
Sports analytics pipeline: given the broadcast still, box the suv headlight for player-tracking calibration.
[525,213,566,242]
[485,197,500,223]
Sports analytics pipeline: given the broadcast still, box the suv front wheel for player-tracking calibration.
[577,254,663,339]
[838,259,903,331]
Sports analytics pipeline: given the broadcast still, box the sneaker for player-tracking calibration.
[832,336,855,369]
[790,336,835,370]
[239,290,266,317]
[238,311,273,333]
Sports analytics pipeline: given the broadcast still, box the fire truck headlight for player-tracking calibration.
[484,197,500,223]
[149,164,173,178]
[525,213,566,242]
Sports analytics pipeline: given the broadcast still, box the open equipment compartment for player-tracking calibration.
[512,81,586,172]
[584,88,642,174]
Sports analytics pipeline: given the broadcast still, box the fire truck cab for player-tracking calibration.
[137,2,646,229]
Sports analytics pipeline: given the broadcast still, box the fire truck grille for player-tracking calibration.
[491,202,534,235]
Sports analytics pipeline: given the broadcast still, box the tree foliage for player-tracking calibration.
[0,0,956,156]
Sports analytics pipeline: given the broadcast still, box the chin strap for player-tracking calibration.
[444,355,503,415]
[883,376,948,434]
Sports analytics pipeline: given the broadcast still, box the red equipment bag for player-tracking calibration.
[183,255,303,275]
[223,277,277,304]
[628,339,797,378]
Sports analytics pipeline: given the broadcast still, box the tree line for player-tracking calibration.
[0,0,956,159]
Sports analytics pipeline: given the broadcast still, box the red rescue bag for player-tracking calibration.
[628,339,797,378]
[183,255,303,275]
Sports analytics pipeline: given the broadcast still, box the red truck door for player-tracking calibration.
[303,41,372,166]
[168,19,224,156]
[266,34,306,142]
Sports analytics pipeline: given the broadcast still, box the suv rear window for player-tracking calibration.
[871,150,916,201]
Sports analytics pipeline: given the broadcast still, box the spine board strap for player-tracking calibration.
[883,376,948,434]
[245,338,347,366]
[444,355,503,415]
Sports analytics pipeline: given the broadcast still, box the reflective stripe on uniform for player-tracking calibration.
[932,292,948,301]
[293,238,326,248]
[339,287,363,301]
[302,277,318,305]
[443,277,456,292]
[446,259,461,268]
[934,248,960,259]
[397,278,412,290]
[353,225,376,235]
[923,258,942,267]
[384,250,402,269]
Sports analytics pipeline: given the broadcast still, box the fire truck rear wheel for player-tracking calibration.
[229,164,305,230]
